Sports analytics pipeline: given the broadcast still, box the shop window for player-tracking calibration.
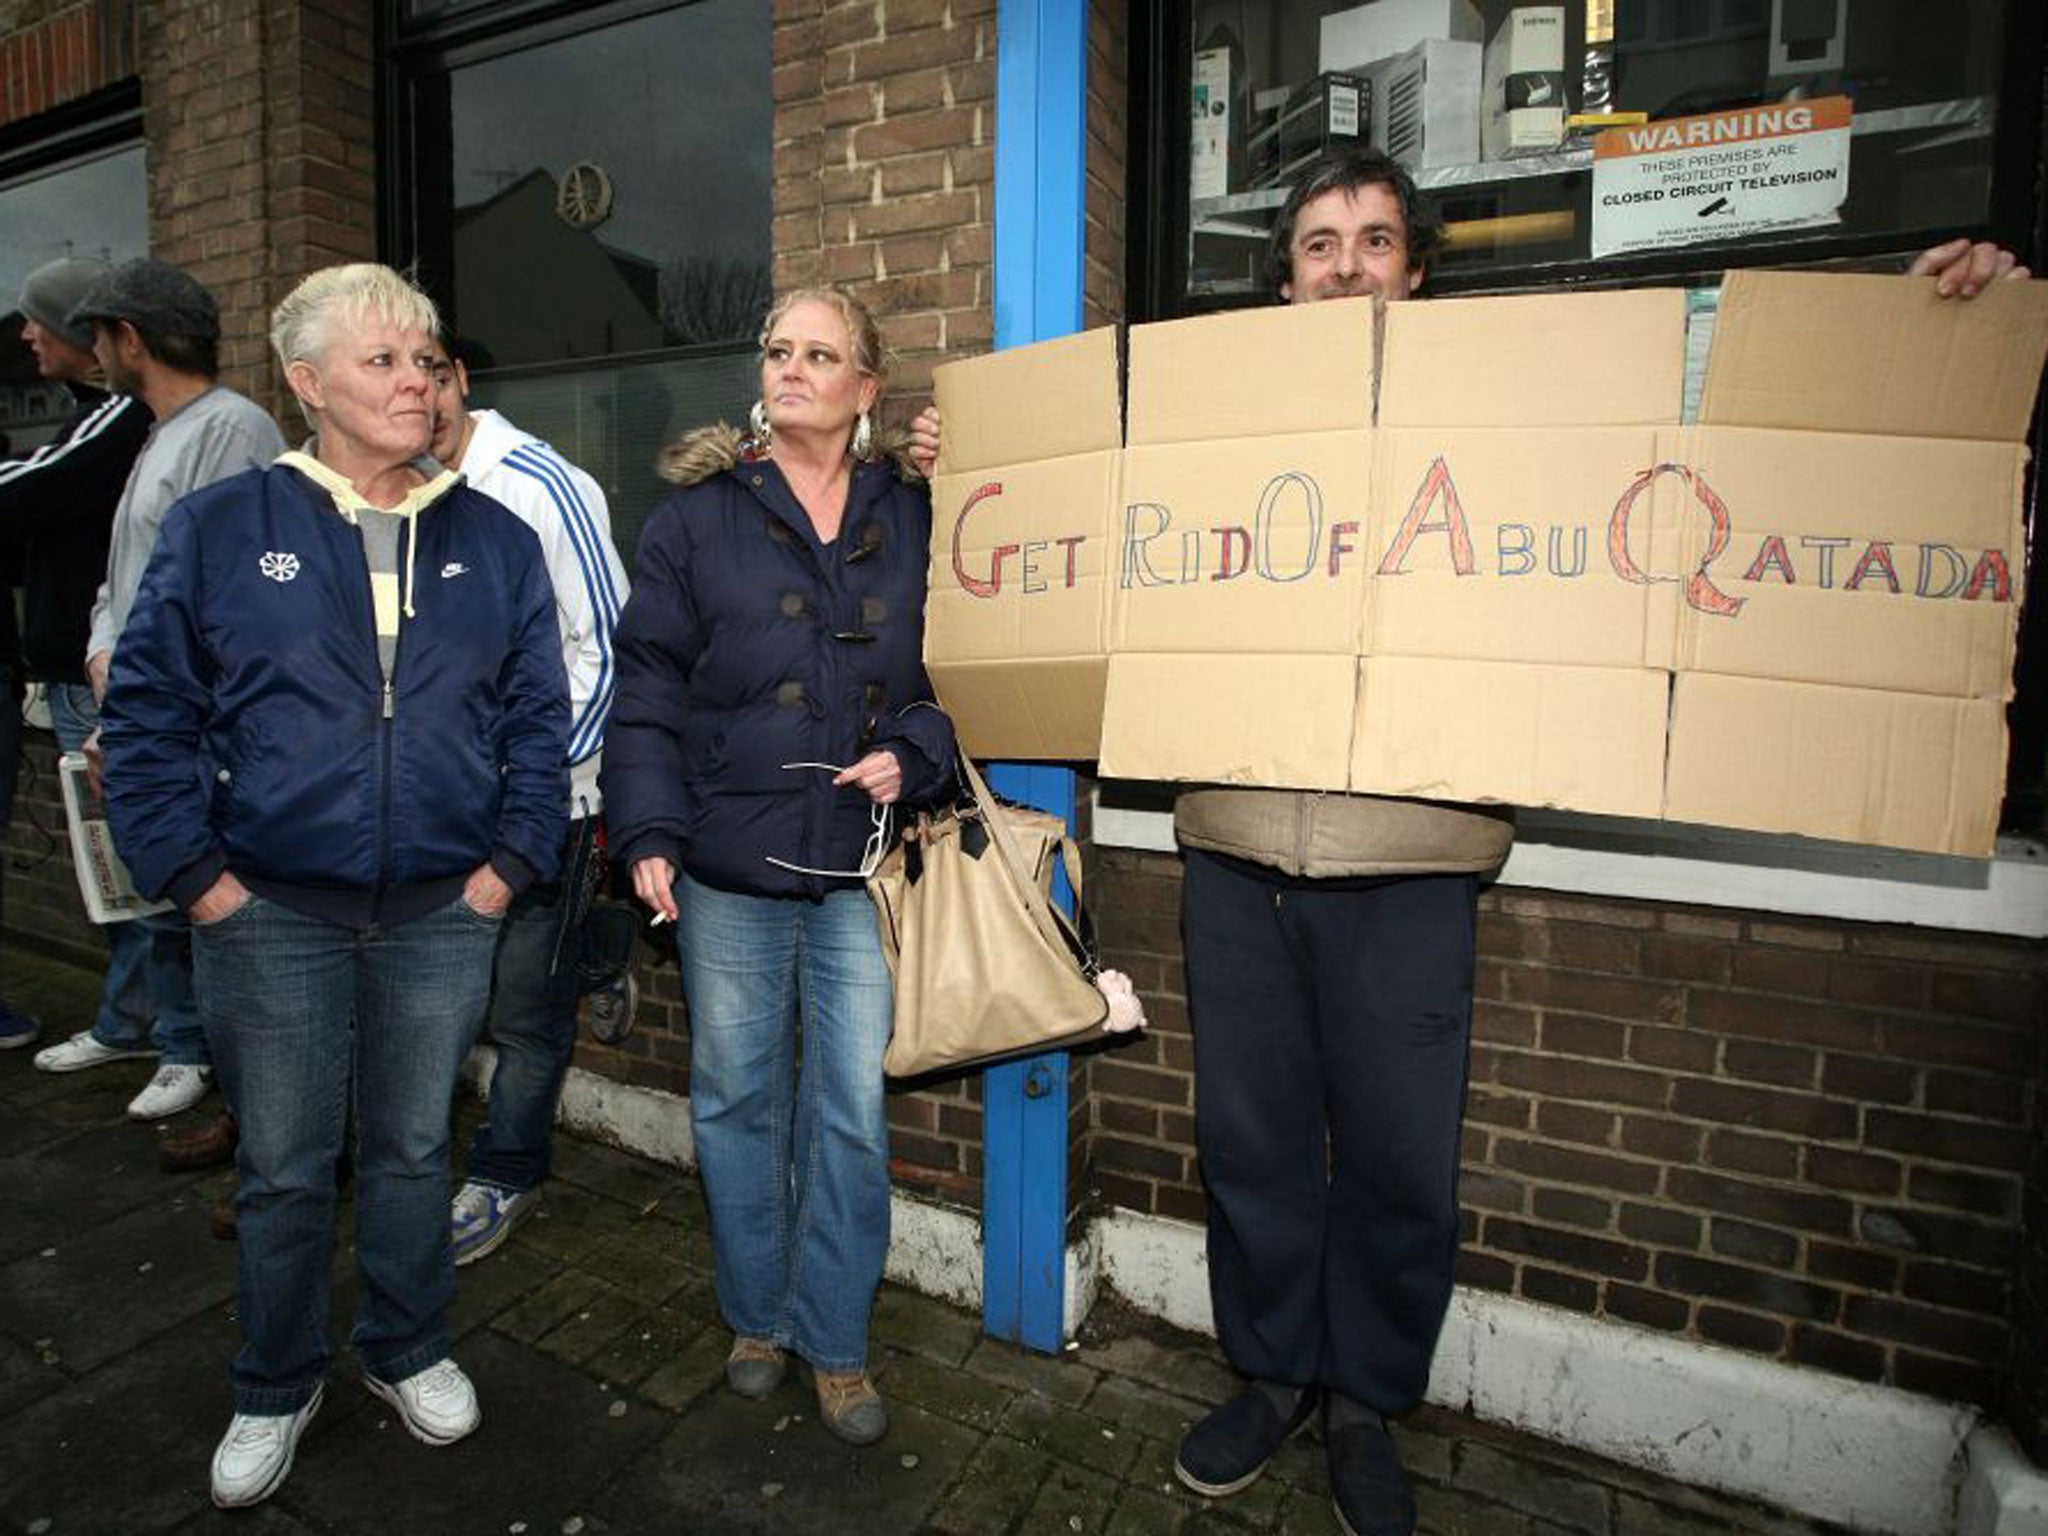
[1140,0,2035,311]
[0,141,148,456]
[386,0,772,555]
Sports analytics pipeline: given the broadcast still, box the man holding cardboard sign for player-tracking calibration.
[1165,152,2028,1536]
[910,148,2026,1536]
[1163,152,1506,1536]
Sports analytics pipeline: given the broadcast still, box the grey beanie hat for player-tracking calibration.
[18,258,108,351]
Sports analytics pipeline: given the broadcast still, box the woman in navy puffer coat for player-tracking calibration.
[601,289,955,1446]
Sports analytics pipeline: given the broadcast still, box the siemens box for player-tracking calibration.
[1483,6,1568,158]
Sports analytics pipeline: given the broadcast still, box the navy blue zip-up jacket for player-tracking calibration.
[601,430,956,899]
[101,462,569,925]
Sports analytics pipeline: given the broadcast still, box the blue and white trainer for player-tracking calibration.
[450,1180,536,1267]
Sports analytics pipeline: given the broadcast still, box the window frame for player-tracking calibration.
[1127,2,2048,321]
[0,83,142,189]
[377,0,712,334]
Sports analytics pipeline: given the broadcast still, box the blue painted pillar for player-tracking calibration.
[980,0,1090,1355]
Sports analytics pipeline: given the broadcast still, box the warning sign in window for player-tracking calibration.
[1590,97,1852,260]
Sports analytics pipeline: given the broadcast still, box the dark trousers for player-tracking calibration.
[1182,849,1478,1415]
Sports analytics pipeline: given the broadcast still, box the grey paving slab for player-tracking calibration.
[550,1133,695,1220]
[0,1117,184,1262]
[509,1188,657,1269]
[1017,1457,1127,1534]
[583,1289,720,1390]
[0,1097,70,1158]
[963,1333,1102,1407]
[1074,1326,1242,1407]
[0,1305,241,1536]
[1083,1369,1214,1446]
[877,1348,1019,1433]
[929,1433,1057,1534]
[996,1390,1145,1480]
[445,1235,563,1340]
[0,1054,157,1117]
[534,1280,654,1367]
[872,1283,985,1367]
[1414,1480,1545,1535]
[0,1182,237,1372]
[1275,1482,1348,1534]
[590,1390,984,1535]
[271,1327,669,1536]
[0,1327,68,1425]
[1457,1440,1613,1532]
[582,1219,705,1305]
[1107,1481,1195,1536]
[488,1265,616,1346]
[169,1503,328,1536]
[632,1318,732,1413]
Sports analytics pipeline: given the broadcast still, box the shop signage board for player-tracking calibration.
[1590,97,1852,258]
[924,273,2048,856]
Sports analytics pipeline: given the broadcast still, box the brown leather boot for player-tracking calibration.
[161,1111,238,1173]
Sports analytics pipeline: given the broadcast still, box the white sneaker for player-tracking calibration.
[33,1029,156,1074]
[210,1384,322,1508]
[127,1063,214,1121]
[365,1358,480,1445]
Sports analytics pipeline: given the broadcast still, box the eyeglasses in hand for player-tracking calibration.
[763,762,895,880]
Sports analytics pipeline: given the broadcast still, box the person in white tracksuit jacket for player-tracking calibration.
[428,339,630,1265]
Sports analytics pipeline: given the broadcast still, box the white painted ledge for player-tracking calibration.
[466,1057,2048,1536]
[1090,781,2048,938]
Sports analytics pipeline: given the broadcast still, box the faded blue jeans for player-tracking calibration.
[673,870,894,1373]
[193,892,500,1413]
[50,683,206,1065]
[465,817,596,1192]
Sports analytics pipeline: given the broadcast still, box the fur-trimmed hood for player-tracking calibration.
[656,421,922,488]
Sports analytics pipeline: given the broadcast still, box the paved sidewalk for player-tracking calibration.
[0,944,1852,1536]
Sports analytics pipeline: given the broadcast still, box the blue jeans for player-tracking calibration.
[674,871,894,1373]
[465,819,595,1192]
[50,683,207,1065]
[193,892,500,1413]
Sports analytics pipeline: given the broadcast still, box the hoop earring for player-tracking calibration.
[748,399,772,447]
[851,410,873,461]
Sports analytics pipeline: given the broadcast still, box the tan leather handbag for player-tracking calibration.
[868,755,1108,1078]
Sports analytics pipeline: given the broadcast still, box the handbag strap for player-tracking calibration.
[957,753,1089,965]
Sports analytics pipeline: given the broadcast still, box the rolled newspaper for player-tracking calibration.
[57,751,171,924]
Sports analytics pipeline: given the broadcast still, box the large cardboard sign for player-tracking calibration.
[924,273,2048,856]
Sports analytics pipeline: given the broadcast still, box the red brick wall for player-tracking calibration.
[4,730,107,970]
[146,0,376,409]
[1089,849,2048,1411]
[1084,0,1126,330]
[2015,1074,2048,1457]
[769,0,995,433]
[0,0,135,129]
